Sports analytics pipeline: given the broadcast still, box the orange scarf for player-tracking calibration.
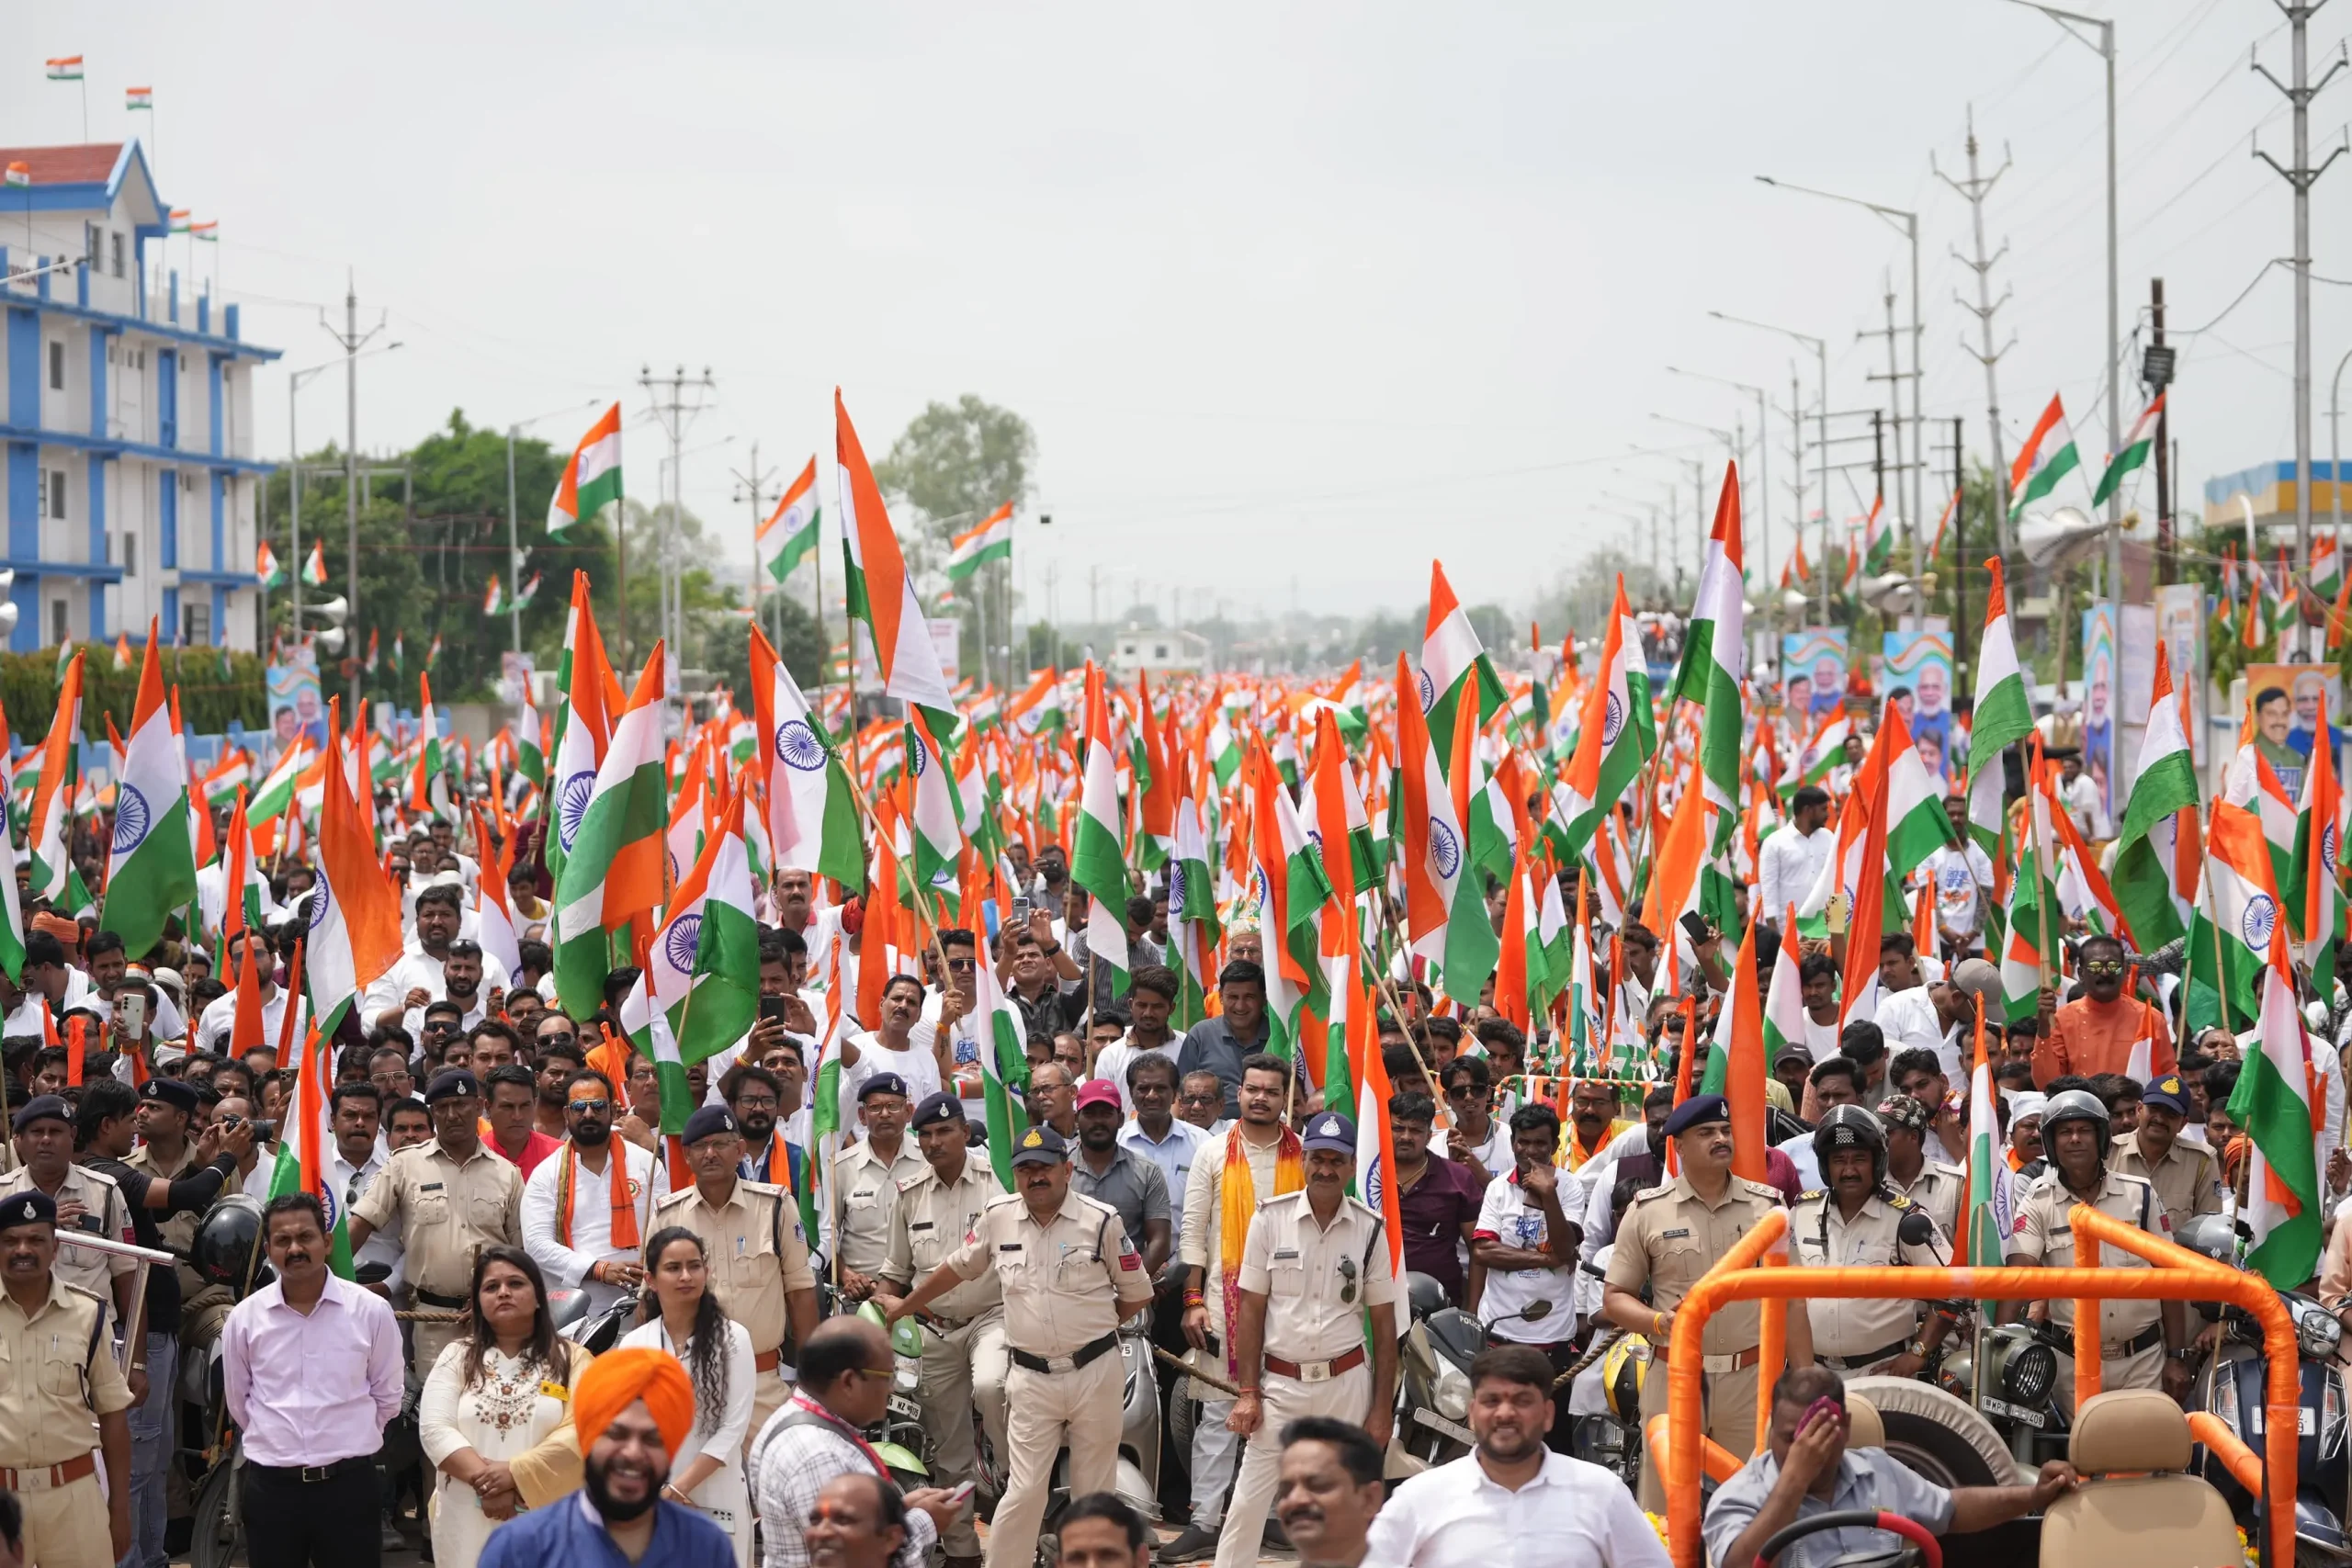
[756,1132,793,1195]
[1218,1122,1303,1377]
[554,1139,639,1252]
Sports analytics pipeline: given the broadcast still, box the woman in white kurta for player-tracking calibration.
[620,1224,757,1568]
[418,1247,590,1568]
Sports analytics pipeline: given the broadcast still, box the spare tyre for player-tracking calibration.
[1844,1375,2023,1490]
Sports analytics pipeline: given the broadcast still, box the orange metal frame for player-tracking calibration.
[1661,1203,2300,1568]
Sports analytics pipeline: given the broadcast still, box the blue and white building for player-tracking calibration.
[0,140,277,653]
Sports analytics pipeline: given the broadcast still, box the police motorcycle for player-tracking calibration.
[2177,1212,2352,1563]
[1394,1269,1485,1471]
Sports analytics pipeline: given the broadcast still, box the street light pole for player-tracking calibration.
[1710,311,1831,627]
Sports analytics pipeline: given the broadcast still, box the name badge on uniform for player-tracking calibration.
[539,1380,569,1403]
[1662,1227,1690,1240]
[1000,1243,1023,1253]
[910,1222,934,1232]
[1272,1248,1300,1260]
[421,1182,445,1193]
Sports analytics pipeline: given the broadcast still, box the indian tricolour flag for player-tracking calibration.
[1673,465,1746,810]
[651,791,760,1071]
[1778,711,1853,800]
[1556,575,1645,862]
[2092,394,2165,507]
[553,649,669,1020]
[2287,692,2346,994]
[46,57,82,81]
[2189,800,2282,1032]
[905,710,965,908]
[750,624,863,887]
[1696,916,1770,1182]
[1166,754,1221,1029]
[1879,700,1960,880]
[1419,561,1505,769]
[471,818,521,982]
[25,654,83,903]
[756,458,821,585]
[481,575,504,616]
[1967,558,2035,857]
[945,502,1012,582]
[256,541,286,590]
[548,403,623,536]
[306,713,403,1031]
[1397,652,1496,1003]
[1761,903,1809,1067]
[266,1018,356,1279]
[1250,739,1334,1058]
[838,389,956,725]
[1071,666,1132,995]
[1998,752,2067,1022]
[2111,639,2199,951]
[303,539,328,587]
[2231,928,2322,1288]
[1860,494,1893,575]
[2007,392,2080,520]
[1962,1003,2009,1315]
[973,936,1029,1191]
[98,623,198,958]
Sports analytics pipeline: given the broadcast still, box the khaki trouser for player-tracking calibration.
[413,1314,463,1379]
[2053,1336,2165,1416]
[985,1351,1122,1568]
[916,1310,1009,1558]
[1636,1352,1759,1512]
[1210,1363,1371,1568]
[21,1469,113,1568]
[747,1362,791,1466]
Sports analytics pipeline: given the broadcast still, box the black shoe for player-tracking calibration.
[1156,1526,1220,1563]
[1262,1517,1291,1551]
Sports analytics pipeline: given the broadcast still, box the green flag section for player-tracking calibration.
[266,1019,355,1280]
[2188,801,2282,1034]
[547,403,622,536]
[24,652,82,904]
[2008,392,2080,520]
[1971,558,2035,759]
[1998,762,2065,1024]
[1397,652,1495,1007]
[1165,761,1222,1029]
[2287,694,2346,996]
[1556,576,1646,861]
[651,791,760,1067]
[1419,560,1506,771]
[1761,901,1809,1068]
[903,711,966,902]
[98,624,197,958]
[972,936,1030,1191]
[1672,465,1747,810]
[2091,394,2165,508]
[2231,951,2322,1289]
[2112,640,2199,951]
[553,649,669,1021]
[1877,701,1960,877]
[1071,666,1132,993]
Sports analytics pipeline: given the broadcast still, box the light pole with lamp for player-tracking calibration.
[1667,367,1773,583]
[283,343,399,660]
[1710,312,1832,626]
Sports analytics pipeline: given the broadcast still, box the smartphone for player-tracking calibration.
[1012,894,1032,923]
[117,993,147,1042]
[758,994,788,1024]
[941,1481,977,1509]
[1678,912,1713,946]
[1801,1395,1843,1433]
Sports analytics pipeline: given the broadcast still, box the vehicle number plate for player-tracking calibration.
[888,1395,922,1421]
[1980,1397,2043,1428]
[2248,1405,2317,1436]
[1412,1407,1475,1446]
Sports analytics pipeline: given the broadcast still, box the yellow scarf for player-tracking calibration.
[1219,1122,1303,1376]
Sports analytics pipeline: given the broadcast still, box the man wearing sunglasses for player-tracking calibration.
[2029,933,2176,1089]
[519,1070,656,1316]
[1216,1113,1396,1568]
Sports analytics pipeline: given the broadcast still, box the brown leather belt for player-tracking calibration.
[754,1348,782,1373]
[0,1452,96,1492]
[1700,1346,1763,1374]
[1264,1347,1366,1383]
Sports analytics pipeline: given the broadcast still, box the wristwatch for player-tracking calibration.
[1904,1338,1928,1359]
[2167,1348,2192,1362]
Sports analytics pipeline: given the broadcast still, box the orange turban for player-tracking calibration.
[573,1347,695,1458]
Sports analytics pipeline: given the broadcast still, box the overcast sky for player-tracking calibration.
[9,1,2343,626]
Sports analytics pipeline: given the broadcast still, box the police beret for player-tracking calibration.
[909,1091,966,1132]
[140,1078,199,1115]
[682,1106,739,1146]
[424,1069,481,1105]
[11,1094,70,1134]
[857,1073,910,1103]
[1660,1094,1731,1139]
[1010,1124,1068,1166]
[1302,1112,1357,1155]
[2143,1076,2192,1117]
[0,1190,55,1231]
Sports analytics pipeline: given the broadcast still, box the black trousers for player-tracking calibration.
[242,1458,381,1568]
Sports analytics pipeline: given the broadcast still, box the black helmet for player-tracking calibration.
[1812,1104,1888,1188]
[2040,1089,2112,1159]
[192,1194,270,1292]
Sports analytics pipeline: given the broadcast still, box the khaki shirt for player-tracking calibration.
[0,1276,132,1468]
[833,1138,927,1276]
[348,1136,524,1299]
[651,1177,815,1358]
[947,1190,1154,1358]
[125,1139,203,1259]
[2008,1166,2165,1341]
[881,1156,1002,1325]
[1237,1190,1396,1363]
[1605,1173,1781,1353]
[1891,1159,1965,1243]
[2111,1132,2223,1237]
[0,1165,134,1301]
[1788,1189,1945,1357]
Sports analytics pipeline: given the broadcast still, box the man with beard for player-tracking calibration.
[195,927,296,1057]
[1365,1344,1667,1568]
[1069,1080,1170,1279]
[364,886,508,1033]
[479,1346,735,1568]
[1386,1093,1483,1309]
[531,1032,584,1139]
[1275,1419,1387,1568]
[522,1070,657,1317]
[727,1064,808,1192]
[1786,1107,1950,1376]
[224,1194,402,1568]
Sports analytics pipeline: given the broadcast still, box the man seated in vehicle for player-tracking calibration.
[1704,1365,2081,1568]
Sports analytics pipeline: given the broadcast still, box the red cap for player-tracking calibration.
[1075,1078,1123,1111]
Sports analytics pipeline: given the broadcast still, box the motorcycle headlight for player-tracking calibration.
[895,1359,921,1393]
[1435,1361,1472,1422]
[2298,1301,2346,1360]
[2211,1361,2241,1433]
[2005,1343,2057,1406]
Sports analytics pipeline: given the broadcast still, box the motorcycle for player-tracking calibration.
[549,1282,641,1355]
[1394,1270,1483,1472]
[1929,1314,2075,1472]
[854,1301,934,1491]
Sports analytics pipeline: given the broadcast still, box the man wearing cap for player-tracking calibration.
[1788,1106,1951,1377]
[874,1093,1010,1568]
[125,1074,207,1276]
[1878,1094,1965,1241]
[654,1103,820,1450]
[887,1122,1156,1568]
[346,1066,526,1372]
[0,1095,135,1330]
[1213,1112,1396,1568]
[1070,1078,1171,1280]
[0,1190,133,1567]
[1602,1094,1807,1510]
[2112,1076,2224,1237]
[831,1073,925,1303]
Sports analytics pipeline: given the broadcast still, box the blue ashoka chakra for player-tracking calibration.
[1429,817,1462,880]
[664,912,704,974]
[908,736,929,779]
[2243,892,2278,953]
[317,1182,340,1236]
[557,771,596,852]
[307,878,333,931]
[111,786,150,854]
[775,719,827,774]
[1601,691,1625,748]
[1416,667,1437,714]
[2328,821,2341,879]
[1167,871,1187,921]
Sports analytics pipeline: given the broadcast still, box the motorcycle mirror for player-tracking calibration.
[1897,1210,1939,1249]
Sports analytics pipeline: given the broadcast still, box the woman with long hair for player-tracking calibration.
[619,1224,755,1566]
[417,1246,594,1568]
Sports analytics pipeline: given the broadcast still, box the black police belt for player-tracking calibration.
[2056,1321,2165,1359]
[1009,1330,1119,1375]
[1821,1334,1916,1371]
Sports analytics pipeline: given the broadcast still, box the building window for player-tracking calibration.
[49,603,66,647]
[110,231,124,279]
[85,223,100,272]
[44,471,65,522]
[182,603,209,647]
[47,342,63,391]
[1155,644,1169,660]
[122,530,137,579]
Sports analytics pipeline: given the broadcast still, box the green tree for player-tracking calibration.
[872,396,1037,687]
[706,593,830,708]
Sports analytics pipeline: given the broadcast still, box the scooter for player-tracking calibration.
[1394,1270,1482,1472]
[854,1301,934,1491]
[997,1313,1160,1563]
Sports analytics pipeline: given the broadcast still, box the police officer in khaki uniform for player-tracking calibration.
[2006,1088,2190,1411]
[1214,1112,1397,1568]
[653,1103,819,1449]
[1788,1106,1951,1375]
[1600,1094,1805,1511]
[888,1123,1155,1568]
[0,1095,137,1330]
[874,1092,1009,1568]
[2111,1075,2224,1236]
[0,1190,134,1567]
[346,1068,524,1371]
[1878,1093,1966,1241]
[832,1073,926,1302]
[124,1079,204,1267]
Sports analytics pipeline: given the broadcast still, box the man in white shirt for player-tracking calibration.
[6,930,97,1037]
[361,885,509,1033]
[521,1069,657,1317]
[1365,1341,1668,1568]
[1869,936,1952,1077]
[1089,966,1184,1115]
[322,1080,406,1295]
[2056,749,2106,840]
[197,927,304,1057]
[1919,798,1996,957]
[1758,788,1835,928]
